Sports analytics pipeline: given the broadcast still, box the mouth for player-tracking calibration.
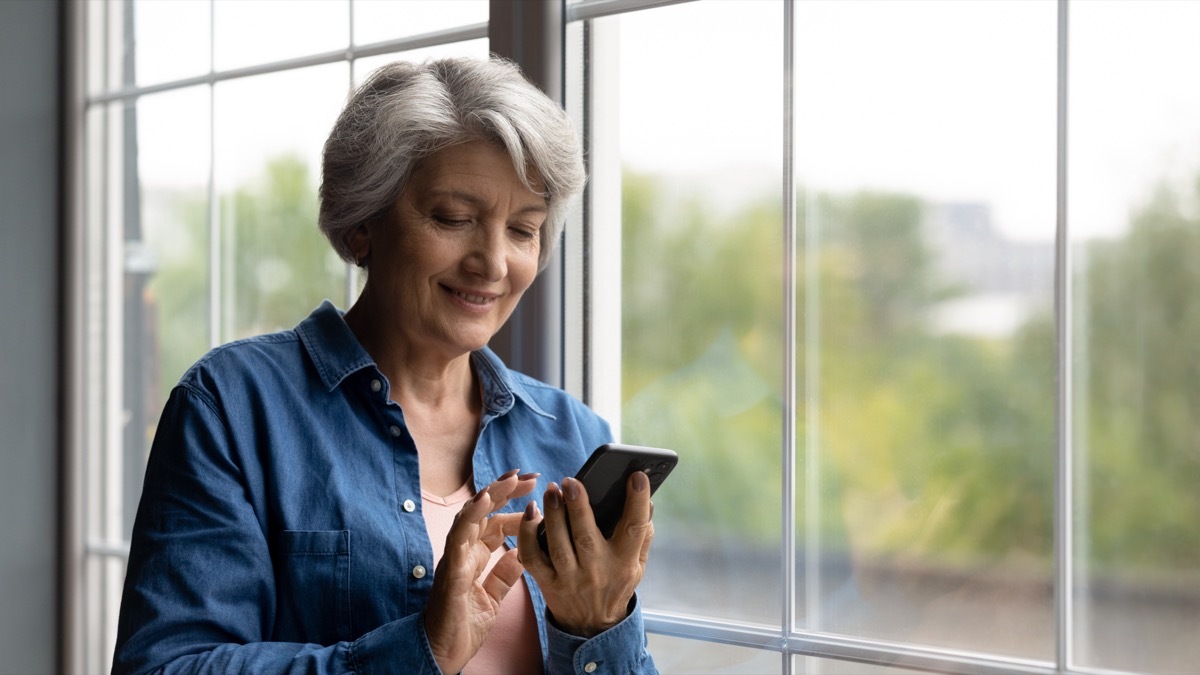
[442,284,499,308]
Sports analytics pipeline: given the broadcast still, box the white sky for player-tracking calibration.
[125,0,1200,243]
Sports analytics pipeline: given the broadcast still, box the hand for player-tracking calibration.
[516,471,654,637]
[424,470,538,674]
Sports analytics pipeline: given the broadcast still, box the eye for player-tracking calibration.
[509,226,538,242]
[433,215,470,227]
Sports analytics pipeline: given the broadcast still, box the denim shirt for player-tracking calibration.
[113,301,657,675]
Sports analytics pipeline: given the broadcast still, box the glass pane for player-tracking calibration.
[648,635,780,674]
[353,0,487,46]
[352,38,490,85]
[133,0,210,86]
[128,86,214,534]
[213,0,349,71]
[796,1,1056,659]
[596,1,786,626]
[213,63,349,341]
[793,655,927,674]
[1069,2,1200,672]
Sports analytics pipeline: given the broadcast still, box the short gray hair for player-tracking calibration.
[318,57,586,271]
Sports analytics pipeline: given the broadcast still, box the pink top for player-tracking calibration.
[422,482,544,675]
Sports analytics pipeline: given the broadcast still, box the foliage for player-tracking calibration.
[621,166,1199,575]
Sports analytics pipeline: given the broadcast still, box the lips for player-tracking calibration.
[442,284,499,308]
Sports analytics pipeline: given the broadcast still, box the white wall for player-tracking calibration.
[0,0,62,671]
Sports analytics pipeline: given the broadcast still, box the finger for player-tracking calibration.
[540,483,579,572]
[516,499,550,573]
[611,471,653,556]
[480,512,524,550]
[482,548,525,606]
[561,477,605,559]
[484,470,539,512]
[639,519,655,565]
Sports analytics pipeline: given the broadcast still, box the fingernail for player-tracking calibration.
[518,472,541,481]
[499,468,520,480]
[472,489,488,503]
[633,470,649,492]
[524,500,537,521]
[545,483,561,509]
[563,477,579,502]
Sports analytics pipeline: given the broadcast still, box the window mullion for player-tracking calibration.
[1054,0,1073,672]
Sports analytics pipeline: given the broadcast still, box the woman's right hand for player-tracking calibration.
[423,470,537,674]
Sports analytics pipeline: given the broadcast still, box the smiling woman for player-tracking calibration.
[111,58,658,675]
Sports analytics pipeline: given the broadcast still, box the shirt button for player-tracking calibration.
[584,663,598,673]
[412,565,427,579]
[402,499,416,513]
[389,425,402,437]
[370,379,382,392]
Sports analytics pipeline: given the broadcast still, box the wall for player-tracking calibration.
[0,0,62,671]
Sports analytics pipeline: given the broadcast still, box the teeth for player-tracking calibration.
[455,290,489,304]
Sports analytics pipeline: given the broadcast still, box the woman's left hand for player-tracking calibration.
[424,470,538,674]
[516,471,654,637]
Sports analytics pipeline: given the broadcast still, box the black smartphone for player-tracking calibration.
[537,443,678,554]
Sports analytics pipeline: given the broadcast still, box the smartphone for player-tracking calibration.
[537,443,678,554]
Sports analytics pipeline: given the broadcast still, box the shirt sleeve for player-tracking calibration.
[544,595,659,675]
[112,385,443,675]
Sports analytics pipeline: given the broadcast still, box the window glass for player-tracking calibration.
[134,0,210,85]
[353,0,487,46]
[792,655,927,674]
[648,635,781,674]
[353,39,490,85]
[1069,2,1200,672]
[596,0,786,626]
[213,63,349,340]
[794,0,1056,658]
[213,0,349,71]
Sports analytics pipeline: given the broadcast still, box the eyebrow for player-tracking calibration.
[426,189,548,217]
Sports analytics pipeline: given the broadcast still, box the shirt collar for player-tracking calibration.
[295,300,376,392]
[295,300,555,420]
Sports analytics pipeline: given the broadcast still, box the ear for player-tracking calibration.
[345,223,370,267]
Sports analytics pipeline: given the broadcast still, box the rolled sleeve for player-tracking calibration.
[546,595,658,675]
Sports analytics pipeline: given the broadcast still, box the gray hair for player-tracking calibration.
[318,57,586,271]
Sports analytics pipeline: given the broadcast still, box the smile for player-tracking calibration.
[443,285,498,307]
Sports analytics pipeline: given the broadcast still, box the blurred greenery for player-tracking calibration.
[621,168,1200,576]
[148,154,345,397]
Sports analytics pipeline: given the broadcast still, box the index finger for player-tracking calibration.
[610,470,653,555]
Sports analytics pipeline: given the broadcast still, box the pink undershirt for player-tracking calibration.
[422,481,544,675]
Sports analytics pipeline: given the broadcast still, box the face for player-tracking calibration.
[354,140,547,357]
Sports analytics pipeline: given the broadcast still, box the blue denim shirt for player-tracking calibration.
[114,301,657,675]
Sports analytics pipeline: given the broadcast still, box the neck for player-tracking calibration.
[344,293,478,411]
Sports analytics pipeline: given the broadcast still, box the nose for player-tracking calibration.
[463,223,507,282]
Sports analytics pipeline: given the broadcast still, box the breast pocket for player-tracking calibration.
[273,529,351,644]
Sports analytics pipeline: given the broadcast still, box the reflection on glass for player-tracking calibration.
[353,0,487,46]
[134,0,210,85]
[213,64,349,341]
[214,0,349,71]
[1070,2,1200,672]
[648,635,781,674]
[795,0,1055,658]
[594,1,786,626]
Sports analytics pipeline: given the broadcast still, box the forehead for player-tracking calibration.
[409,140,546,202]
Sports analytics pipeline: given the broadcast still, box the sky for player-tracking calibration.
[116,0,1200,244]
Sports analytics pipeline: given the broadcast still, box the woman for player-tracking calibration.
[114,57,658,675]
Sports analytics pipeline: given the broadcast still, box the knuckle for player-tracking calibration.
[549,547,573,569]
[573,531,599,554]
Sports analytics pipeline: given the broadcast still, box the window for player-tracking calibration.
[70,1,1200,673]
